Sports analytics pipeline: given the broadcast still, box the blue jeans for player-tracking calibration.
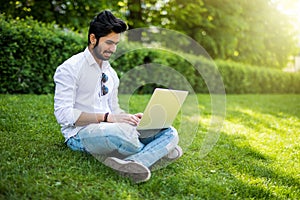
[66,122,179,168]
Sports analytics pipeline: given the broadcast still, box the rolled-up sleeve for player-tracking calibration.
[53,65,82,126]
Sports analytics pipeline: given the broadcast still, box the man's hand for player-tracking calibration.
[134,113,143,119]
[108,113,143,126]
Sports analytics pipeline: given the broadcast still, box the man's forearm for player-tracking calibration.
[75,112,141,127]
[75,112,104,126]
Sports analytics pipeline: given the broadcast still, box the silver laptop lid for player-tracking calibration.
[137,88,188,131]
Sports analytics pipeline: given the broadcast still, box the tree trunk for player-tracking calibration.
[127,0,143,41]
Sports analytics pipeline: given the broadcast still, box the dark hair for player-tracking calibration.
[88,10,127,45]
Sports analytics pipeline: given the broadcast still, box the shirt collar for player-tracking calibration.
[84,47,110,70]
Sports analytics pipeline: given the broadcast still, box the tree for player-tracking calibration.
[1,0,299,68]
[119,0,170,41]
[0,0,120,30]
[126,0,143,41]
[234,0,298,68]
[163,0,300,69]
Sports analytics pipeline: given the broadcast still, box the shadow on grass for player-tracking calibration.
[43,95,299,199]
[1,94,299,199]
[0,135,297,200]
[165,131,300,199]
[227,94,300,119]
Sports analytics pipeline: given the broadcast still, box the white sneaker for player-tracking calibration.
[104,157,151,183]
[166,146,183,160]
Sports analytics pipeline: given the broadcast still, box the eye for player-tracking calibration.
[106,40,114,45]
[105,40,119,45]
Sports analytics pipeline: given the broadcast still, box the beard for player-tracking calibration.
[93,45,113,61]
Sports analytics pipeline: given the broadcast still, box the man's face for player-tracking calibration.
[93,32,120,61]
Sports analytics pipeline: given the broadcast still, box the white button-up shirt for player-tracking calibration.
[53,47,124,141]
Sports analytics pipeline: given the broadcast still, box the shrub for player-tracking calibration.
[112,47,300,94]
[1,15,299,94]
[110,45,198,94]
[216,60,300,94]
[0,15,85,94]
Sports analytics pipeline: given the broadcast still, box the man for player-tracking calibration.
[54,10,182,183]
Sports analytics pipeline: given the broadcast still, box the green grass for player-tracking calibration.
[0,94,299,200]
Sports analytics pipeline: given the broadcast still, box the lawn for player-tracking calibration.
[0,94,299,200]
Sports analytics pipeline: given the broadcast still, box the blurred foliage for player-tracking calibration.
[111,44,300,94]
[1,15,300,94]
[0,15,85,94]
[0,0,122,30]
[164,0,299,69]
[1,0,299,69]
[111,0,299,69]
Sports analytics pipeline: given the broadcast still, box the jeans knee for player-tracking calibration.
[162,127,179,153]
[168,126,179,143]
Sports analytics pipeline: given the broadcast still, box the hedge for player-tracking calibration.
[0,15,85,94]
[1,15,300,94]
[111,48,300,94]
[216,60,300,94]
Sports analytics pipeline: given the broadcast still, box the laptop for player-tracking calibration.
[136,88,188,138]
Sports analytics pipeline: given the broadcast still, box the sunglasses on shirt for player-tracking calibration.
[100,73,109,96]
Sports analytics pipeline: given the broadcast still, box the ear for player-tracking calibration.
[89,34,97,45]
